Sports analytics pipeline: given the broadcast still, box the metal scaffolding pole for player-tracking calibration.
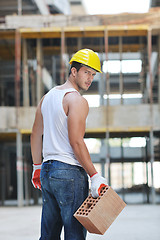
[24,146,29,206]
[131,162,134,187]
[149,130,156,204]
[100,139,105,178]
[99,39,105,175]
[16,131,24,207]
[22,39,29,106]
[121,138,125,201]
[139,36,145,103]
[77,37,82,50]
[145,137,150,203]
[15,29,21,108]
[99,38,105,106]
[119,36,123,104]
[104,29,111,185]
[158,34,160,107]
[99,72,105,105]
[98,54,105,105]
[104,29,110,106]
[148,28,156,204]
[30,67,36,106]
[60,30,65,85]
[36,39,43,104]
[0,146,5,205]
[148,29,153,105]
[17,0,22,16]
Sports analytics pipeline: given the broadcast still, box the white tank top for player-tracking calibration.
[41,87,82,167]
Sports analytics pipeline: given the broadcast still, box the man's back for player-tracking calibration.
[41,87,81,167]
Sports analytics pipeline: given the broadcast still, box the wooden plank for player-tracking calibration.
[42,44,145,55]
[19,24,148,39]
[0,31,15,39]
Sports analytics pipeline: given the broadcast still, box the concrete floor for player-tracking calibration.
[0,204,160,240]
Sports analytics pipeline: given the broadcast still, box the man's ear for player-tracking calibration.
[71,67,77,77]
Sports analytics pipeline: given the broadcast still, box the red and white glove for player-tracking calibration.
[90,172,108,198]
[31,164,42,190]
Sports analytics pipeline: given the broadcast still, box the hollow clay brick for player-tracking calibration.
[74,186,126,235]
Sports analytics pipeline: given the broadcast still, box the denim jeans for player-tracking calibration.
[40,160,89,240]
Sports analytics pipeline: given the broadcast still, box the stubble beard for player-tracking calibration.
[77,81,89,92]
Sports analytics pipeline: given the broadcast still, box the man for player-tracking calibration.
[31,49,108,240]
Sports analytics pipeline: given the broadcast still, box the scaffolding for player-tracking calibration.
[0,9,160,206]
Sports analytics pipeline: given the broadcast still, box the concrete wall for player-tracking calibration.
[0,104,160,133]
[87,104,160,132]
[0,107,35,132]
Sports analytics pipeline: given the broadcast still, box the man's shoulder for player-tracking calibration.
[66,91,88,105]
[67,94,89,117]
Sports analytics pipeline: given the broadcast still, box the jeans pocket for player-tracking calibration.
[49,177,74,206]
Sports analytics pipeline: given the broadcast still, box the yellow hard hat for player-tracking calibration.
[69,49,102,73]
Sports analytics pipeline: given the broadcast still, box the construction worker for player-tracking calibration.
[31,49,108,240]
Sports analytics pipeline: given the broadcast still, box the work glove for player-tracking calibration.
[90,172,108,198]
[31,163,42,190]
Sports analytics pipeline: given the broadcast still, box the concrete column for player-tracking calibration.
[36,39,43,104]
[16,132,24,207]
[22,39,29,106]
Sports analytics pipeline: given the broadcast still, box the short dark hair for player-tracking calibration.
[69,61,82,76]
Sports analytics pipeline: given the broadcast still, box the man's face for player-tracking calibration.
[75,66,96,91]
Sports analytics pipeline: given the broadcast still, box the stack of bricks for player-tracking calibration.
[74,186,126,235]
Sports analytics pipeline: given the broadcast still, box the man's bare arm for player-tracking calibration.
[30,98,44,165]
[67,93,97,177]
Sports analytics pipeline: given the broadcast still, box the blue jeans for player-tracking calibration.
[40,160,89,240]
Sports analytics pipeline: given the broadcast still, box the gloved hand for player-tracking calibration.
[90,172,108,198]
[31,163,42,190]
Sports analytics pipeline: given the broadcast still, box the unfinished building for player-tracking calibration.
[0,0,160,206]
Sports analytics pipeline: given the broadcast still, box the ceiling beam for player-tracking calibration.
[18,25,148,39]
